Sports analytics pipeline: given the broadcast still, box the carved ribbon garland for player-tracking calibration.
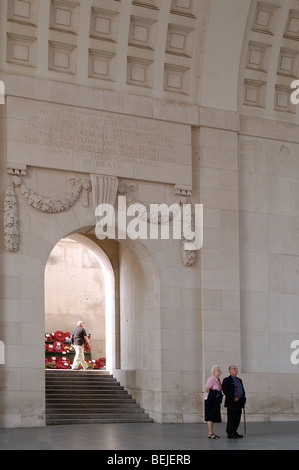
[11,175,90,212]
[3,175,91,252]
[3,173,196,266]
[118,180,196,267]
[3,184,19,252]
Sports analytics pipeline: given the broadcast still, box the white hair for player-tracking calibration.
[77,321,84,326]
[211,365,221,375]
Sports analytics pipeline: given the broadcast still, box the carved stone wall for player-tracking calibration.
[240,0,299,119]
[0,0,211,103]
[1,0,299,429]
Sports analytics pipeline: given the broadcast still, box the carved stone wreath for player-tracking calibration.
[3,175,91,252]
[11,175,90,212]
[118,180,196,267]
[3,184,19,252]
[3,174,196,266]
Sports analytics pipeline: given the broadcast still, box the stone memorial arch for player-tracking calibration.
[1,0,299,427]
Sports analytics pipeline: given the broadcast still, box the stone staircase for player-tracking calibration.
[45,370,153,425]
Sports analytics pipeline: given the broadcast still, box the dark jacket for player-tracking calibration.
[71,326,87,346]
[222,375,246,408]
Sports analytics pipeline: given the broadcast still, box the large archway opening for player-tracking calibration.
[43,226,162,421]
[44,234,118,372]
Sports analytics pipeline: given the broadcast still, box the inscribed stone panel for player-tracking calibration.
[6,97,192,186]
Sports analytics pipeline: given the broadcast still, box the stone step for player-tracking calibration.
[46,382,118,388]
[46,376,120,387]
[45,369,110,374]
[46,390,130,397]
[45,371,111,377]
[46,402,141,412]
[47,414,151,421]
[46,416,153,425]
[45,370,153,425]
[46,378,117,383]
[45,372,114,378]
[46,396,135,403]
[46,384,120,390]
[46,377,117,384]
[46,408,148,417]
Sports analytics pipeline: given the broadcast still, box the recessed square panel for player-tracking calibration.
[53,50,69,68]
[252,2,280,35]
[7,0,38,26]
[88,49,116,81]
[166,24,194,57]
[249,49,262,66]
[6,33,37,67]
[127,56,153,88]
[277,48,299,77]
[246,41,271,72]
[95,17,111,35]
[90,7,119,42]
[284,10,299,41]
[14,0,30,17]
[134,25,149,43]
[55,8,72,27]
[170,0,198,17]
[132,0,160,9]
[49,0,80,35]
[48,41,77,74]
[129,16,157,50]
[164,64,190,94]
[275,85,296,113]
[243,79,266,108]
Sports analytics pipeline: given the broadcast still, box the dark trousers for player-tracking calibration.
[226,402,242,437]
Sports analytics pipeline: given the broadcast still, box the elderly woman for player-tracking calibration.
[204,365,223,439]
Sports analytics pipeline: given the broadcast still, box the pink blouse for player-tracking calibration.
[204,375,222,400]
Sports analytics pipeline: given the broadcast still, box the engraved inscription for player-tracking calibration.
[25,106,174,170]
[7,97,192,186]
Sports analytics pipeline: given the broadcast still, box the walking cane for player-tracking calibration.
[243,407,247,437]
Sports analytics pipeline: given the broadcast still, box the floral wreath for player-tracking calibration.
[98,357,106,368]
[57,357,70,369]
[45,357,58,369]
[45,356,106,369]
[54,330,66,341]
[53,341,65,352]
[88,360,98,369]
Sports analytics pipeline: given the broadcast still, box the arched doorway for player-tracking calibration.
[66,233,118,373]
[44,234,118,372]
[43,227,162,420]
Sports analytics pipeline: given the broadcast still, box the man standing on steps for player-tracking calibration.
[71,321,90,370]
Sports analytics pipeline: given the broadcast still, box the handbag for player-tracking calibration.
[208,389,223,404]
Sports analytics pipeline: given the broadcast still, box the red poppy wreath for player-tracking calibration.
[54,330,65,341]
[53,341,64,352]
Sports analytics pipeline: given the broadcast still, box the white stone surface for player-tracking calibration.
[1,0,299,428]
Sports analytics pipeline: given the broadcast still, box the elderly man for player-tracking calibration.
[71,321,90,370]
[222,365,246,439]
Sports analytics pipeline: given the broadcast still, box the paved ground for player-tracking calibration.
[0,421,298,451]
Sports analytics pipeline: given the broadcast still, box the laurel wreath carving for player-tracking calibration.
[118,180,196,266]
[3,176,91,252]
[3,184,19,252]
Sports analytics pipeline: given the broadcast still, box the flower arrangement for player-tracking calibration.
[45,357,58,369]
[45,330,106,369]
[45,357,106,369]
[56,357,71,369]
